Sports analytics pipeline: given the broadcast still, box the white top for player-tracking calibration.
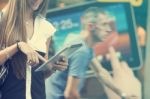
[26,16,56,99]
[28,16,56,53]
[0,11,56,53]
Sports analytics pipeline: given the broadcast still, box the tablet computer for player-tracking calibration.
[35,43,83,72]
[46,1,142,71]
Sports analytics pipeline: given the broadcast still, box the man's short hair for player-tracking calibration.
[82,7,100,17]
[82,7,107,17]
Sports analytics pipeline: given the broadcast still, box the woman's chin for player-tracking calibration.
[33,6,40,11]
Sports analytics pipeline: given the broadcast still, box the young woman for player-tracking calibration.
[0,0,68,99]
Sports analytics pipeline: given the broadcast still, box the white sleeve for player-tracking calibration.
[42,19,56,39]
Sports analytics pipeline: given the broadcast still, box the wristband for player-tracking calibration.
[16,40,20,51]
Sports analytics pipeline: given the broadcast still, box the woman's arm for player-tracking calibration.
[0,43,18,65]
[1,41,40,66]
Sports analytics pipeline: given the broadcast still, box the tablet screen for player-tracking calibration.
[35,43,83,72]
[47,1,142,71]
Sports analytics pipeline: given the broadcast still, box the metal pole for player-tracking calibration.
[144,0,150,98]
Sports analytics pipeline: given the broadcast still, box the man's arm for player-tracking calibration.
[63,50,90,99]
[64,76,80,99]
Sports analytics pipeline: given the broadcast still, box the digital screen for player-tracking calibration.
[47,2,141,71]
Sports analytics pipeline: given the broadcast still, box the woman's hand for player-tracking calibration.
[48,56,68,71]
[91,47,141,99]
[18,42,39,66]
[37,54,68,72]
[37,55,68,78]
[106,47,141,99]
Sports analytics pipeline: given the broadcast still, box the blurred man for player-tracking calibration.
[45,7,100,99]
[93,10,119,56]
[46,6,142,99]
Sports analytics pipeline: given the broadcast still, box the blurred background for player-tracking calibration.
[0,0,149,99]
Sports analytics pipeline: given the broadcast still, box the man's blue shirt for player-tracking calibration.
[45,37,93,99]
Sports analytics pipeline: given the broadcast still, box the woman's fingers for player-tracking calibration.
[55,61,68,66]
[52,64,67,71]
[27,54,32,64]
[120,61,134,77]
[91,58,112,82]
[27,51,39,66]
[61,56,68,62]
[109,47,122,76]
[32,52,39,66]
[51,56,68,71]
[18,42,40,66]
[55,61,68,70]
[35,53,39,65]
[37,52,47,62]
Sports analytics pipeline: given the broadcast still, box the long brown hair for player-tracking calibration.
[0,0,49,79]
